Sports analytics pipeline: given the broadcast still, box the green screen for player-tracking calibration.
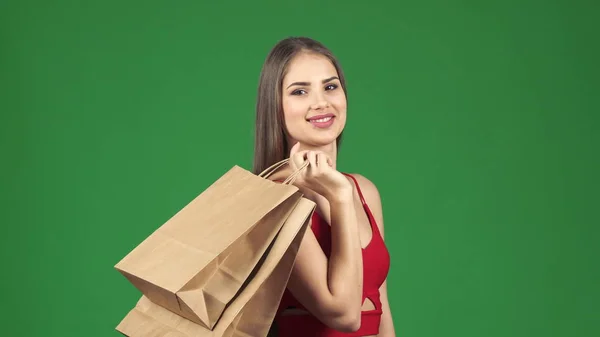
[1,1,598,336]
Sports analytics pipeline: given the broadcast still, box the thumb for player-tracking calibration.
[290,141,301,157]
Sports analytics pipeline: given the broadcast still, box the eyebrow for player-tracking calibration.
[286,76,339,89]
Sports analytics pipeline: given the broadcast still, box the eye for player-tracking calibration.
[325,84,338,91]
[291,89,307,96]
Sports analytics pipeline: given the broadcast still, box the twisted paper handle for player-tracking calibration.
[258,158,308,185]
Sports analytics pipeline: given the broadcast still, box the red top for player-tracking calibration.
[273,173,391,337]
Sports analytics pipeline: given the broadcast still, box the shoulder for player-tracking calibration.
[346,173,386,234]
[345,173,381,202]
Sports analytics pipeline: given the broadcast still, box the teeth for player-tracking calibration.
[311,117,332,123]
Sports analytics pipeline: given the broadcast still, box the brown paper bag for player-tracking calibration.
[116,197,315,337]
[114,161,307,329]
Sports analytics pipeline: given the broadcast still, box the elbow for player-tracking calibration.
[340,314,361,333]
[327,310,361,333]
[314,295,363,332]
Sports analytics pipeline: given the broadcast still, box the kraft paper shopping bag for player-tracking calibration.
[116,197,315,337]
[115,160,307,329]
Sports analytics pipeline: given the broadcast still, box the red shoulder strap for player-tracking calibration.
[342,173,366,206]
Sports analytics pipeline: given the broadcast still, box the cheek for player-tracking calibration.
[282,98,308,122]
[330,94,347,113]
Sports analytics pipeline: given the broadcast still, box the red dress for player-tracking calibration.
[273,173,391,336]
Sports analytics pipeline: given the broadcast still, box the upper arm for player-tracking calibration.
[284,218,360,331]
[269,176,357,331]
[285,217,339,314]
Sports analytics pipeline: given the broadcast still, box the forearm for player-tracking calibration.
[326,193,363,315]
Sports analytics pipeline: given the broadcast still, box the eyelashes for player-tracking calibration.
[291,84,339,96]
[291,89,307,96]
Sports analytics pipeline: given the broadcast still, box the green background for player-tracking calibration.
[1,0,598,336]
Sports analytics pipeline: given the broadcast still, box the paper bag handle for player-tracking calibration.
[259,158,308,185]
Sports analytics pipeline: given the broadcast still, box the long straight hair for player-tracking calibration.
[253,37,347,175]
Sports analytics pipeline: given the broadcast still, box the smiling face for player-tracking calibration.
[281,52,347,149]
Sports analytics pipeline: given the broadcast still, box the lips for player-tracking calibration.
[307,113,335,128]
[306,113,335,122]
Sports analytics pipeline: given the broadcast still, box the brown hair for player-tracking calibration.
[252,36,347,175]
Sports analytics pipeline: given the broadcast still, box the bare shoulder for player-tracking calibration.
[346,173,385,233]
[346,173,381,204]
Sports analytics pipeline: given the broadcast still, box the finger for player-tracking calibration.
[291,150,308,170]
[289,141,301,157]
[290,157,300,172]
[306,151,317,173]
[316,152,327,169]
[315,152,333,168]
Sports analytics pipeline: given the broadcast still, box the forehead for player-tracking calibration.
[283,52,338,84]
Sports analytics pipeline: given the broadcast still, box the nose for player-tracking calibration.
[309,92,330,110]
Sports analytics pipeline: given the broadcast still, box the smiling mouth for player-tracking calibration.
[306,114,336,128]
[308,116,333,123]
[306,113,335,122]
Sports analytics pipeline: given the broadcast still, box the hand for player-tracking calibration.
[288,142,353,202]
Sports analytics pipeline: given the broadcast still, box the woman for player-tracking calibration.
[254,37,395,337]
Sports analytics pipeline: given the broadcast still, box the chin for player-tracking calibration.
[295,133,340,148]
[288,120,344,148]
